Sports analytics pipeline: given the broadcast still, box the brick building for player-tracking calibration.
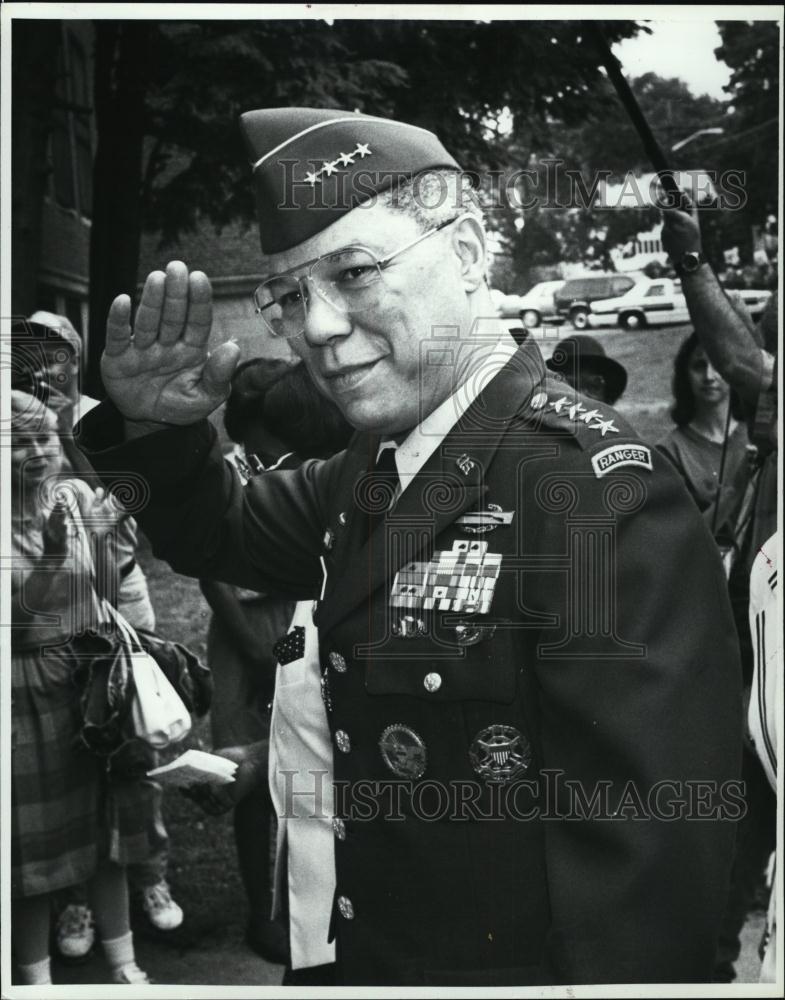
[137,221,292,364]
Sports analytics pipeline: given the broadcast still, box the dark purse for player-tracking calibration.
[77,621,212,778]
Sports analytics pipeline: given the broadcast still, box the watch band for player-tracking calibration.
[674,250,707,277]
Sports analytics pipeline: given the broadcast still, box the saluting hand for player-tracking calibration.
[101,261,240,426]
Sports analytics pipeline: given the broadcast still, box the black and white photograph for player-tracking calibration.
[1,3,782,994]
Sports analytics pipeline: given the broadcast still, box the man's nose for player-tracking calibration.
[302,282,353,346]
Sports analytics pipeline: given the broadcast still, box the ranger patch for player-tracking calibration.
[591,443,653,478]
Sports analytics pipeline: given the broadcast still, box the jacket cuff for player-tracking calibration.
[75,399,216,490]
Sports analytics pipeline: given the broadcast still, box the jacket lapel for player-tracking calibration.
[317,340,546,637]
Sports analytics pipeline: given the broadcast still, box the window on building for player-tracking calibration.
[48,28,93,218]
[50,42,75,210]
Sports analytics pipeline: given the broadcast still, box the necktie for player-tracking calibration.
[364,446,399,541]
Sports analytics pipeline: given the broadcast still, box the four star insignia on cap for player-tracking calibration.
[305,143,373,186]
[240,107,461,253]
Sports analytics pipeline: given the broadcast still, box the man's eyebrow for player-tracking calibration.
[260,241,385,280]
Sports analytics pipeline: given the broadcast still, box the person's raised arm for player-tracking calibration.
[11,504,69,622]
[102,261,240,438]
[661,206,773,407]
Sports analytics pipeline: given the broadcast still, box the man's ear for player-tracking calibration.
[451,216,487,292]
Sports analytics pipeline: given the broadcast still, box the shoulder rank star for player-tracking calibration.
[589,417,620,437]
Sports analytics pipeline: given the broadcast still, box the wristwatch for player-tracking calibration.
[674,250,707,276]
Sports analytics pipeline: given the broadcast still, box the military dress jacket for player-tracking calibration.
[80,340,743,986]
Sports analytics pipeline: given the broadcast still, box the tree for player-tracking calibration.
[712,21,780,251]
[88,23,153,394]
[83,18,641,387]
[490,72,735,289]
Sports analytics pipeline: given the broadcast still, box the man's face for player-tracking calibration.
[260,202,471,436]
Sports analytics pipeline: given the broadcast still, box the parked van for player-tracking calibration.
[554,274,639,329]
[517,280,565,328]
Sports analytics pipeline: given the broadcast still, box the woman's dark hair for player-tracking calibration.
[670,331,745,427]
[224,357,353,459]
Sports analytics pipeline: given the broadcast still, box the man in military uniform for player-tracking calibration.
[78,108,743,986]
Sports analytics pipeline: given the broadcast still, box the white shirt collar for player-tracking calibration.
[377,338,518,497]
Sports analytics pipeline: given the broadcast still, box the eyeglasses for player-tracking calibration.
[253,215,466,340]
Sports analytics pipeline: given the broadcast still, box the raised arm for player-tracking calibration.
[660,207,773,407]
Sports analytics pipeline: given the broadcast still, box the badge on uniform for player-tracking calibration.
[455,503,514,535]
[591,443,653,478]
[379,724,427,779]
[469,724,532,783]
[389,539,503,628]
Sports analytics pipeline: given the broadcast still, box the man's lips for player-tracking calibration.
[321,358,383,391]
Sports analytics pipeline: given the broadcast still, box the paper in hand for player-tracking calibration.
[147,749,238,788]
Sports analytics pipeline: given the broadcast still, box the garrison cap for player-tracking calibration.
[239,107,461,253]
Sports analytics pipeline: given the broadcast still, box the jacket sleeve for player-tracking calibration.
[530,446,743,983]
[77,401,332,599]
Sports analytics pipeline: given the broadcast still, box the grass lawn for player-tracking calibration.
[139,321,692,938]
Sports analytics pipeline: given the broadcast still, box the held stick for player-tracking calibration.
[584,22,689,210]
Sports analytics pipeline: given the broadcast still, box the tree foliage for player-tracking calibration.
[83,17,641,383]
[490,71,726,290]
[141,19,642,242]
[713,20,780,226]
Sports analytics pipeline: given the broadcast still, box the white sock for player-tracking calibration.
[101,930,134,969]
[17,956,52,985]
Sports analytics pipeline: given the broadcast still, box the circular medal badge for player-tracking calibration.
[379,724,427,779]
[469,724,532,783]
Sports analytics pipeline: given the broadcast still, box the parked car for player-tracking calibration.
[588,277,773,330]
[553,273,639,329]
[517,280,565,328]
[490,289,527,319]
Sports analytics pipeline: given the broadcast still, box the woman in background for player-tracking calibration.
[10,391,150,986]
[658,332,773,983]
[657,330,751,539]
